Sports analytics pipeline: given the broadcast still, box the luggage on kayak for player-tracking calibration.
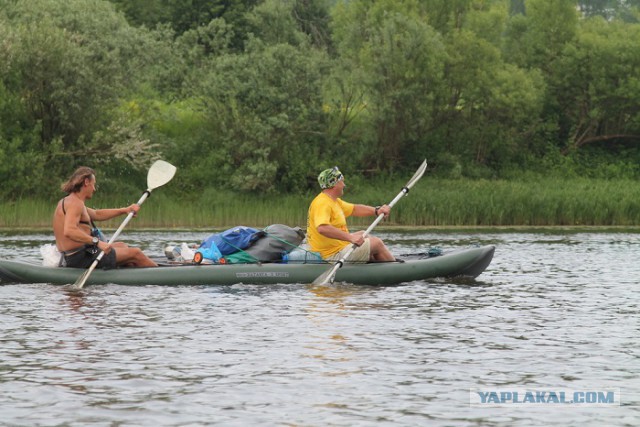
[40,244,62,267]
[203,226,262,256]
[194,226,263,263]
[225,224,305,263]
[224,251,259,264]
[195,238,223,263]
[282,247,323,263]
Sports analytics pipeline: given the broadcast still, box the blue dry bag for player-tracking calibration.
[202,226,262,256]
[195,238,223,262]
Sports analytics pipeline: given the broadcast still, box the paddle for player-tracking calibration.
[312,159,427,286]
[69,160,177,290]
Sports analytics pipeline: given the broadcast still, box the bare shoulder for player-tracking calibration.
[63,195,85,216]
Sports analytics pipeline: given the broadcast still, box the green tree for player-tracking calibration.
[502,0,580,156]
[507,0,579,71]
[0,79,47,199]
[109,0,259,51]
[246,0,307,45]
[419,0,476,33]
[554,17,640,153]
[363,12,446,168]
[428,1,546,175]
[578,0,640,21]
[0,0,170,197]
[330,0,447,170]
[292,0,333,49]
[184,38,330,193]
[329,0,544,176]
[504,0,640,159]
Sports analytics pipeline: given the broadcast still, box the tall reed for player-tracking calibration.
[1,177,639,229]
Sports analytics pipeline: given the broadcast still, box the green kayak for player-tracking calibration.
[0,245,495,286]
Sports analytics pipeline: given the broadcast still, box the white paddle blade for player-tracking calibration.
[68,161,175,291]
[147,160,177,190]
[69,259,98,289]
[312,263,340,286]
[406,159,427,190]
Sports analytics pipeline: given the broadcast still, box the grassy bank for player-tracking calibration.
[1,177,639,229]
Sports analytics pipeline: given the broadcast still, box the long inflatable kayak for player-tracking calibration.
[0,245,495,286]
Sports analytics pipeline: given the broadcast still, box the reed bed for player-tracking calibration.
[1,177,639,229]
[409,178,640,226]
[0,199,54,229]
[134,192,311,229]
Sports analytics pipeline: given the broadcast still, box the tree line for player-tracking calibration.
[1,0,639,200]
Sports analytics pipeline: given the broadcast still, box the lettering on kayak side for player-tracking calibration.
[235,272,290,278]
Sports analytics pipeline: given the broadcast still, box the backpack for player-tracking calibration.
[195,238,223,263]
[225,224,305,263]
[244,224,305,261]
[201,226,262,256]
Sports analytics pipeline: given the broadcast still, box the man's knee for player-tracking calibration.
[370,236,384,251]
[117,246,138,261]
[132,247,147,259]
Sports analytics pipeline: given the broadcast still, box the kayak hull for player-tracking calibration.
[0,245,495,286]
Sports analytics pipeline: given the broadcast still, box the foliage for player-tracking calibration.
[108,0,259,50]
[553,17,640,152]
[330,0,446,170]
[0,0,168,197]
[1,0,640,204]
[189,38,330,193]
[578,0,640,21]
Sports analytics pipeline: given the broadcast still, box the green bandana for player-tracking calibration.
[317,167,344,189]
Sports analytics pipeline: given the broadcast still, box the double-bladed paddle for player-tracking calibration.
[312,159,427,286]
[69,160,177,290]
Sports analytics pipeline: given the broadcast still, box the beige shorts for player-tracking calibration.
[327,238,371,263]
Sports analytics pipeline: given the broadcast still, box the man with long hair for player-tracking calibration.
[53,166,157,268]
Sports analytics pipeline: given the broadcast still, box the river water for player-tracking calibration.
[0,230,638,426]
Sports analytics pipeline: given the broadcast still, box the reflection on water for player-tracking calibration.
[0,230,638,426]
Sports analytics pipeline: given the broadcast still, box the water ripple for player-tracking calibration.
[0,231,638,426]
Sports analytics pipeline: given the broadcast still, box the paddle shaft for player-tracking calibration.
[335,187,410,262]
[318,186,411,282]
[94,191,150,262]
[69,160,177,290]
[312,159,427,286]
[72,190,151,289]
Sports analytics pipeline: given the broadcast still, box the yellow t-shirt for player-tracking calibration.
[307,192,355,258]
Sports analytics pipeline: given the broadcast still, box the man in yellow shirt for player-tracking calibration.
[307,166,395,262]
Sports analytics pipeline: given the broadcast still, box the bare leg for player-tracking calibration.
[114,245,158,267]
[369,236,395,262]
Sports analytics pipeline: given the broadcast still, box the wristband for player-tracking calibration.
[374,206,381,216]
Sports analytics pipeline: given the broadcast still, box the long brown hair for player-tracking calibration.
[61,167,96,194]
